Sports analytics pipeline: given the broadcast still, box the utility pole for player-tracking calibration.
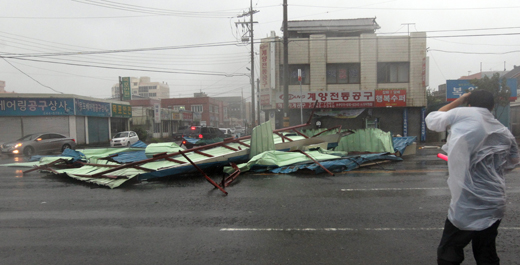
[257,78,260,123]
[118,76,123,101]
[282,0,289,127]
[236,0,258,127]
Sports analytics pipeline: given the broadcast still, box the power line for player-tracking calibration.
[429,49,520,55]
[4,56,252,77]
[70,0,240,18]
[2,58,64,94]
[3,41,247,58]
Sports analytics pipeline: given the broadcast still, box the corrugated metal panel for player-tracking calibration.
[335,128,394,153]
[0,117,22,143]
[249,120,275,158]
[23,116,69,135]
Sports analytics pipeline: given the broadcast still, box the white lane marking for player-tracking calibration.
[341,187,449,191]
[220,227,520,232]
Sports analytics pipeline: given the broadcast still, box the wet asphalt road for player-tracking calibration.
[1,147,520,265]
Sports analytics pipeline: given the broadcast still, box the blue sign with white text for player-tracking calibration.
[0,98,74,116]
[75,98,111,117]
[446,79,517,101]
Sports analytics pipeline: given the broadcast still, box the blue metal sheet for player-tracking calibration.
[392,136,417,155]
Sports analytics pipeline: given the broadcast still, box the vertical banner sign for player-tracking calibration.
[121,77,131,101]
[420,107,426,142]
[259,43,269,90]
[403,108,408,137]
[153,103,161,123]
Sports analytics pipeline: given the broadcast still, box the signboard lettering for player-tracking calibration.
[0,98,74,116]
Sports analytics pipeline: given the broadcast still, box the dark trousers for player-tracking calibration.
[437,218,501,265]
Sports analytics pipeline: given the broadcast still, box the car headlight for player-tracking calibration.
[14,143,22,148]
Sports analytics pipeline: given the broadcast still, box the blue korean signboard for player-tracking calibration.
[446,79,517,102]
[75,98,111,117]
[402,108,408,137]
[421,107,426,142]
[0,97,74,116]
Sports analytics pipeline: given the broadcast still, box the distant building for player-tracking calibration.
[128,98,189,139]
[0,80,15,94]
[161,93,229,128]
[213,96,246,127]
[260,18,427,138]
[458,71,509,80]
[111,77,170,100]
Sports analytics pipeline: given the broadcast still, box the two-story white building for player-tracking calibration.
[259,18,428,139]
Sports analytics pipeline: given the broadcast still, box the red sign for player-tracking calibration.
[260,93,270,106]
[374,89,406,107]
[260,44,269,89]
[181,112,193,121]
[275,91,375,109]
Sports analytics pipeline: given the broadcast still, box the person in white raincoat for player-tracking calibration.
[425,90,519,265]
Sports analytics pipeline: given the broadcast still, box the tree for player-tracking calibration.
[426,87,443,106]
[469,72,511,118]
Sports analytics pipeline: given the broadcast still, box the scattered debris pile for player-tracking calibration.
[2,120,416,193]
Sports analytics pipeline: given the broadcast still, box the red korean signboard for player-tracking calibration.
[260,43,269,89]
[275,91,375,109]
[374,89,406,107]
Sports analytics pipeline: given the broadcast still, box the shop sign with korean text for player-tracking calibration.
[121,77,131,101]
[182,112,193,121]
[111,103,132,118]
[0,97,74,116]
[446,79,517,102]
[75,99,111,117]
[275,91,375,109]
[374,89,407,107]
[172,112,181,120]
[153,103,161,123]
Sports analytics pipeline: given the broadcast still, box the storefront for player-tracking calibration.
[0,94,131,145]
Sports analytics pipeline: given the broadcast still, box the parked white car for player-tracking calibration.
[219,128,235,137]
[110,131,139,147]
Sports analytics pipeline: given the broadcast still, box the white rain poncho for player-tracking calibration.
[426,107,519,230]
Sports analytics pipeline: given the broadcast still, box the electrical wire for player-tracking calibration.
[71,0,240,18]
[2,58,64,94]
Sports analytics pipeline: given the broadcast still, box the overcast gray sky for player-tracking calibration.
[1,0,520,101]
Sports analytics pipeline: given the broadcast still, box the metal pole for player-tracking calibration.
[300,79,303,124]
[282,0,289,127]
[257,78,260,124]
[118,76,123,101]
[250,0,255,127]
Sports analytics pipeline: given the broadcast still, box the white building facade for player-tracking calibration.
[111,76,170,100]
[260,18,428,139]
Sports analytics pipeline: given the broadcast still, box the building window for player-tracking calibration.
[281,64,310,85]
[191,105,203,113]
[377,62,409,83]
[153,123,160,133]
[173,105,185,111]
[326,63,360,84]
[214,105,219,114]
[149,93,156,97]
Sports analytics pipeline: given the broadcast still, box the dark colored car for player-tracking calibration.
[180,126,225,149]
[1,132,76,156]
